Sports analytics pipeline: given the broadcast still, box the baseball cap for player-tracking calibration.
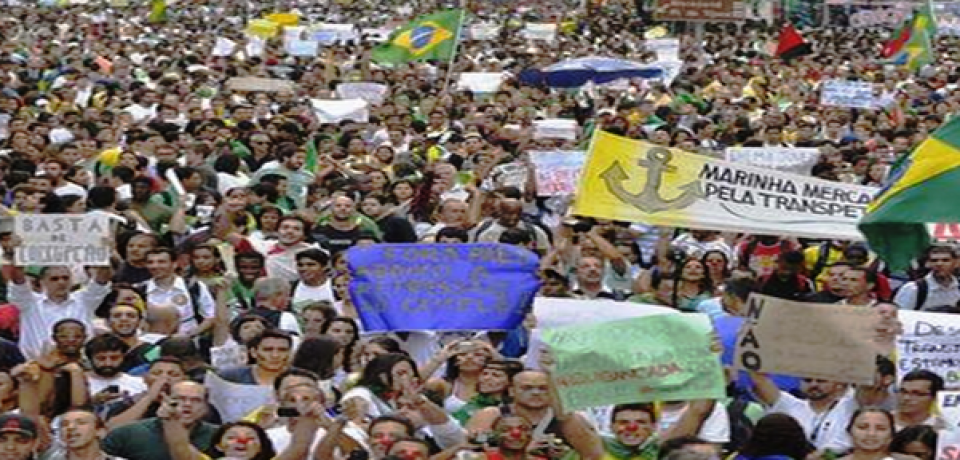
[0,414,38,439]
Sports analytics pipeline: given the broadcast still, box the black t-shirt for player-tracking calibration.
[114,264,152,285]
[312,225,362,254]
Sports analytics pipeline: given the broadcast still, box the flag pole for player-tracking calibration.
[441,8,467,93]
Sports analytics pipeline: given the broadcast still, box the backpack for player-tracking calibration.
[724,398,755,454]
[910,277,960,310]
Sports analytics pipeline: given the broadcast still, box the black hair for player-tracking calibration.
[734,414,813,460]
[290,336,343,380]
[902,369,945,395]
[320,317,360,372]
[84,333,131,359]
[358,353,420,397]
[272,368,320,395]
[890,425,937,459]
[611,403,658,424]
[52,318,85,335]
[369,415,416,438]
[436,226,469,242]
[206,421,276,460]
[248,329,294,351]
[295,248,330,266]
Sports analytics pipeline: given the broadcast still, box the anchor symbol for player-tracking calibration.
[599,146,703,213]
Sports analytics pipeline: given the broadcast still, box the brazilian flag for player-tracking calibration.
[860,116,960,270]
[371,9,465,65]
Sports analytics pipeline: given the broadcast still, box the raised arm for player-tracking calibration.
[747,371,782,407]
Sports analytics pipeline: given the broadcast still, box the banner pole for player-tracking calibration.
[442,9,467,93]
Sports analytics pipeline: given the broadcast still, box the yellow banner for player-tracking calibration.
[245,19,279,39]
[572,131,874,240]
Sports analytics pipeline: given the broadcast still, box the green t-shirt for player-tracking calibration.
[102,418,218,460]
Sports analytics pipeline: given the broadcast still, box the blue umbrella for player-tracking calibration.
[518,56,665,88]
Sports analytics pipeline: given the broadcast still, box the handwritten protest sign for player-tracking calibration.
[285,39,318,57]
[312,23,358,44]
[529,150,586,196]
[573,132,877,241]
[645,38,680,61]
[470,23,500,40]
[14,214,110,266]
[849,6,911,28]
[821,80,877,109]
[725,147,821,175]
[311,99,369,124]
[522,23,557,41]
[227,77,294,93]
[456,73,505,93]
[655,0,746,21]
[734,295,879,384]
[939,391,960,428]
[336,83,388,105]
[543,314,725,410]
[526,298,678,369]
[210,344,247,369]
[347,244,540,331]
[205,372,275,422]
[533,119,578,140]
[937,429,960,460]
[897,310,960,387]
[533,297,677,330]
[211,37,236,57]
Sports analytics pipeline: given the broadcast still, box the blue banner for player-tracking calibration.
[347,244,541,331]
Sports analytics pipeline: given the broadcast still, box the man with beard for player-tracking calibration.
[84,333,147,412]
[106,303,154,372]
[467,370,604,459]
[749,371,854,452]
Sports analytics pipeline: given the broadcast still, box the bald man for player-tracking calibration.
[472,198,550,252]
[103,381,219,460]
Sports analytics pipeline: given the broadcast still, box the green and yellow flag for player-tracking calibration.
[148,0,167,23]
[371,9,465,65]
[860,116,960,270]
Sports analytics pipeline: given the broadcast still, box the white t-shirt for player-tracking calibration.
[768,391,854,452]
[292,280,336,311]
[87,373,147,397]
[267,421,368,456]
[658,401,730,444]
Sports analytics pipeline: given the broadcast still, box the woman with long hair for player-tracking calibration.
[250,205,282,244]
[890,425,937,460]
[839,408,915,460]
[320,317,360,375]
[734,413,815,460]
[434,341,498,414]
[702,250,731,295]
[340,353,421,419]
[290,336,343,382]
[189,244,228,290]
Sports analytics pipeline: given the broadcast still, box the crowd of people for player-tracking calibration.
[0,0,956,458]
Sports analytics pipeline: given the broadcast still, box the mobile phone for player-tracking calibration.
[104,385,120,393]
[277,407,300,417]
